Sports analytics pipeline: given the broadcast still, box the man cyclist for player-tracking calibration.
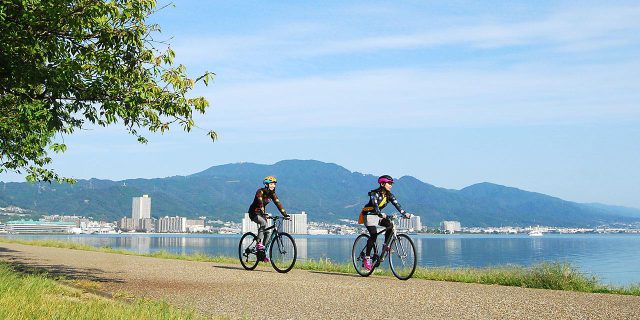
[359,175,411,271]
[248,176,290,262]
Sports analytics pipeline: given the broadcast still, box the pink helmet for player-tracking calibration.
[378,175,394,184]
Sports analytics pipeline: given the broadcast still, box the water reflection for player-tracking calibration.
[444,238,461,256]
[530,238,543,256]
[296,237,307,260]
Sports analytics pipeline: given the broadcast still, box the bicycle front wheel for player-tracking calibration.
[352,234,375,277]
[388,234,417,280]
[270,232,297,273]
[239,232,259,270]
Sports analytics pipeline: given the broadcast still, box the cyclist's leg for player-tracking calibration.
[364,214,379,256]
[251,213,267,244]
[262,218,271,248]
[251,213,269,262]
[365,225,377,255]
[379,218,393,246]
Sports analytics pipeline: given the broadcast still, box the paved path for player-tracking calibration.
[1,242,639,319]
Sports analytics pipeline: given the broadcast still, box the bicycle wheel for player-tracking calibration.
[239,232,259,270]
[352,234,375,277]
[270,232,297,273]
[388,234,417,280]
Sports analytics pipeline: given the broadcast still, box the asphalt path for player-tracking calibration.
[1,242,639,319]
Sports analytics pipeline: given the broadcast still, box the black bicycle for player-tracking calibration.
[239,215,297,273]
[351,214,417,280]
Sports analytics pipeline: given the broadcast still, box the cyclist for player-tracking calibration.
[248,176,290,262]
[358,175,411,271]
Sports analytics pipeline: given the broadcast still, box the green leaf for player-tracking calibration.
[0,0,216,183]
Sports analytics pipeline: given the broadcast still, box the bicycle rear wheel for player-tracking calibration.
[239,232,259,270]
[388,234,417,280]
[270,232,297,273]
[352,234,375,277]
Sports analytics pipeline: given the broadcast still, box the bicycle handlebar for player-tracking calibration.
[266,215,291,221]
[385,213,412,220]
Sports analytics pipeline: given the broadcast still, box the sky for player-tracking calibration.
[2,1,639,208]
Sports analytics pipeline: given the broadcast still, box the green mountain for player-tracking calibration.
[1,160,639,227]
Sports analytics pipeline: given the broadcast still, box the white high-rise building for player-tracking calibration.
[242,213,257,234]
[396,215,422,232]
[132,195,151,230]
[279,212,308,235]
[132,195,151,220]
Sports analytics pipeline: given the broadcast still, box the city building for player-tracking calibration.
[132,194,151,229]
[118,217,136,231]
[157,216,186,233]
[396,215,422,232]
[279,212,308,235]
[440,220,462,234]
[0,223,6,233]
[186,219,208,233]
[5,220,75,234]
[43,214,90,227]
[139,218,155,232]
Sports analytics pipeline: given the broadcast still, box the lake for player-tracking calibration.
[5,233,639,286]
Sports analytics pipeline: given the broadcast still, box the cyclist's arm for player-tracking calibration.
[271,192,288,216]
[388,192,408,217]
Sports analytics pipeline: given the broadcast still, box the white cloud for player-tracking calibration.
[172,4,640,64]
[197,60,640,132]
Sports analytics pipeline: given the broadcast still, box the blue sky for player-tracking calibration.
[2,1,639,208]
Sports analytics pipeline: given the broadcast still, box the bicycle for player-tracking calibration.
[351,214,417,280]
[239,215,297,273]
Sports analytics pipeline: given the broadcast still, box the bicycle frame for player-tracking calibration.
[261,216,283,250]
[368,215,408,264]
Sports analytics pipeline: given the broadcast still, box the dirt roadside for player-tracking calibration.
[1,242,638,319]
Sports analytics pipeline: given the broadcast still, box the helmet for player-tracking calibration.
[378,175,394,184]
[263,176,278,185]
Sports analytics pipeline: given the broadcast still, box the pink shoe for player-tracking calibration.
[262,257,270,263]
[363,256,373,271]
[256,243,265,250]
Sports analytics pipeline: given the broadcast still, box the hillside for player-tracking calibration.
[1,160,639,227]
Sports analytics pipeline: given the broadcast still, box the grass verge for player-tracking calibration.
[0,260,205,320]
[1,237,638,296]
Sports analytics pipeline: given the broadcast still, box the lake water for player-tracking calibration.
[5,233,639,286]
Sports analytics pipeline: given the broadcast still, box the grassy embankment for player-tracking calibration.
[1,237,639,296]
[0,260,208,320]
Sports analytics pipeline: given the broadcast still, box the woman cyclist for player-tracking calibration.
[359,175,411,271]
[248,176,290,262]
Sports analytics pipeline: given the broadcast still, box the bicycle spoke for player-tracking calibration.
[239,232,259,270]
[270,233,297,273]
[389,234,416,280]
[352,234,377,276]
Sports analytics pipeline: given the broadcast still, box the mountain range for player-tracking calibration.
[1,160,639,227]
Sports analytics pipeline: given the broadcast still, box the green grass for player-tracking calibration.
[0,261,205,320]
[2,237,639,296]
